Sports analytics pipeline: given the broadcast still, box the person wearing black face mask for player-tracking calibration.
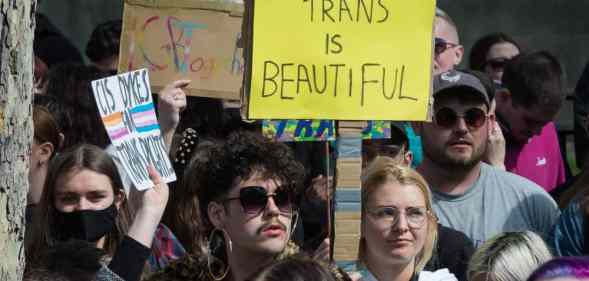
[55,204,118,242]
[27,144,170,281]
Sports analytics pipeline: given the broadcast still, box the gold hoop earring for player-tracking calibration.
[207,228,231,281]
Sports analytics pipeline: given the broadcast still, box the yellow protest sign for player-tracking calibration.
[246,0,435,121]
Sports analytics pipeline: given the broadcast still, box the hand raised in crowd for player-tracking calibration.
[127,165,170,248]
[158,79,190,151]
[312,238,331,262]
[305,174,333,202]
[483,120,506,170]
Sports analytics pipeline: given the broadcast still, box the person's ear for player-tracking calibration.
[454,45,464,66]
[403,151,413,167]
[208,201,227,229]
[114,189,126,210]
[37,142,54,166]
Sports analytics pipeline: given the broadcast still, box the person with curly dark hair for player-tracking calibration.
[146,131,305,281]
[86,20,122,73]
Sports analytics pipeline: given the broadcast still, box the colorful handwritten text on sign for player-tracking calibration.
[262,119,392,142]
[362,120,391,140]
[91,69,176,190]
[119,1,244,99]
[263,120,336,142]
[247,0,436,120]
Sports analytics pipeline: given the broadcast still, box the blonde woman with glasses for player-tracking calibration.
[357,156,457,281]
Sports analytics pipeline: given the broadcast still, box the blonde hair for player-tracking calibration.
[358,156,438,273]
[467,231,553,281]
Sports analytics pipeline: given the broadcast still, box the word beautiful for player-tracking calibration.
[261,62,416,106]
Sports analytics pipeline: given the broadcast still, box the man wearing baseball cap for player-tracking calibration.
[413,69,559,246]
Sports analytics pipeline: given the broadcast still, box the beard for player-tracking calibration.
[423,138,487,170]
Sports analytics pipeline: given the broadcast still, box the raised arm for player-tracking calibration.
[157,79,190,152]
[127,165,169,247]
[109,166,170,281]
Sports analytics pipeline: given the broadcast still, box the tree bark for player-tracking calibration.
[0,1,35,280]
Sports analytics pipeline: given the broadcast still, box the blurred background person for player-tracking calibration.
[469,33,521,83]
[467,231,552,281]
[527,257,589,281]
[86,20,122,73]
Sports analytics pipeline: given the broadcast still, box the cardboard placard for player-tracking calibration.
[119,0,244,99]
[91,69,176,190]
[245,0,436,120]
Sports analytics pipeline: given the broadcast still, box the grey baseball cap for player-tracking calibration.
[433,70,490,107]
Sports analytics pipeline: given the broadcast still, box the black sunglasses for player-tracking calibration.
[223,186,294,215]
[434,37,459,56]
[434,107,487,129]
[485,58,510,70]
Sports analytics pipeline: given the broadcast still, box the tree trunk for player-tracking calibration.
[0,1,35,280]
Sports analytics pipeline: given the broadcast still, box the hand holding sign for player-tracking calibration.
[141,165,170,215]
[127,165,170,248]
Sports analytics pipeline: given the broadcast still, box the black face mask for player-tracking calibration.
[55,204,118,242]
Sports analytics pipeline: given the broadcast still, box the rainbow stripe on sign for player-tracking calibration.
[102,112,129,141]
[130,103,160,133]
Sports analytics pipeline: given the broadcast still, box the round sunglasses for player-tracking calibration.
[434,107,488,129]
[222,186,294,215]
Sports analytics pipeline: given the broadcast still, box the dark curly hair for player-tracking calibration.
[85,20,122,64]
[182,131,305,245]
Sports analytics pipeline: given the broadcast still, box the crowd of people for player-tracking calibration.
[23,6,589,281]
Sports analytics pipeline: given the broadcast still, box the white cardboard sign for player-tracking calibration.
[91,68,176,190]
